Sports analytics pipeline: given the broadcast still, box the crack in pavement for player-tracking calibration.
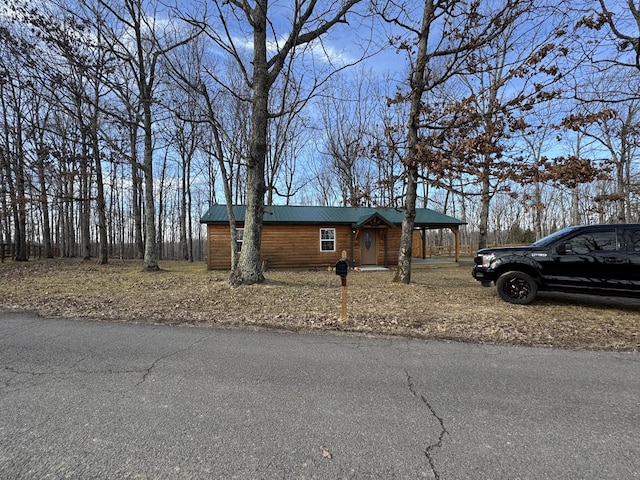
[404,368,447,480]
[135,337,209,387]
[2,337,209,392]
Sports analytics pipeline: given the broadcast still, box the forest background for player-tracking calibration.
[1,0,639,284]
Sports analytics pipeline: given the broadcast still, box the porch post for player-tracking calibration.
[349,228,355,268]
[384,230,388,268]
[453,227,460,263]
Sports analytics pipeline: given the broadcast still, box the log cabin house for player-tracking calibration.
[200,204,466,270]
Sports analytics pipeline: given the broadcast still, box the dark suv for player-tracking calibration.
[472,224,640,304]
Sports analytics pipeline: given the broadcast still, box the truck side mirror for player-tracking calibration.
[557,243,572,255]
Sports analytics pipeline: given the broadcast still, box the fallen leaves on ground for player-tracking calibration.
[0,258,638,351]
[320,446,332,459]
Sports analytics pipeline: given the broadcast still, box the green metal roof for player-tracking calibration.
[200,205,465,227]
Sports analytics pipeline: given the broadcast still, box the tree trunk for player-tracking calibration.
[1,150,23,261]
[200,84,239,270]
[533,176,543,240]
[394,164,417,283]
[93,136,108,264]
[571,186,580,225]
[394,0,434,284]
[130,126,144,260]
[36,149,54,258]
[80,129,92,261]
[230,0,269,286]
[180,158,188,261]
[142,101,159,271]
[616,152,626,223]
[186,157,193,262]
[14,161,28,262]
[478,161,492,250]
[0,151,11,245]
[12,111,28,261]
[157,154,167,261]
[58,169,69,257]
[230,155,266,285]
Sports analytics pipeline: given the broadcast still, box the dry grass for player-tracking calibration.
[0,258,638,351]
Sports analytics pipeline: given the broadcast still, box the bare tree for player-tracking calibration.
[265,75,310,205]
[561,88,640,223]
[57,0,111,263]
[171,106,200,262]
[591,0,640,74]
[319,69,381,206]
[378,0,532,283]
[190,0,370,285]
[0,32,32,261]
[452,10,571,250]
[163,35,249,270]
[98,0,202,271]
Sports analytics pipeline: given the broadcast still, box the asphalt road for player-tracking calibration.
[0,312,638,479]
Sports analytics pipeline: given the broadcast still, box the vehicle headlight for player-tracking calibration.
[479,254,494,267]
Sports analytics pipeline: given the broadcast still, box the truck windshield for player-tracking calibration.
[531,226,582,247]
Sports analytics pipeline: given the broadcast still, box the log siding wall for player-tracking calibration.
[206,224,402,270]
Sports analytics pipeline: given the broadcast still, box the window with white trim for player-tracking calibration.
[236,228,244,250]
[320,228,336,252]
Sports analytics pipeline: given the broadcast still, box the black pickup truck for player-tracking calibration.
[472,224,640,304]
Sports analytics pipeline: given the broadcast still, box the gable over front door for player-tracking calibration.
[360,229,378,265]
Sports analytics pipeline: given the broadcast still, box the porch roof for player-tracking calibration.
[200,205,465,228]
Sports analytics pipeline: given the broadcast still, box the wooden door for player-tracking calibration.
[360,229,378,265]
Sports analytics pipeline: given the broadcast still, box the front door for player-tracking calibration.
[360,229,378,265]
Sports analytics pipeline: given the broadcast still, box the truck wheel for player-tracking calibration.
[496,271,538,305]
